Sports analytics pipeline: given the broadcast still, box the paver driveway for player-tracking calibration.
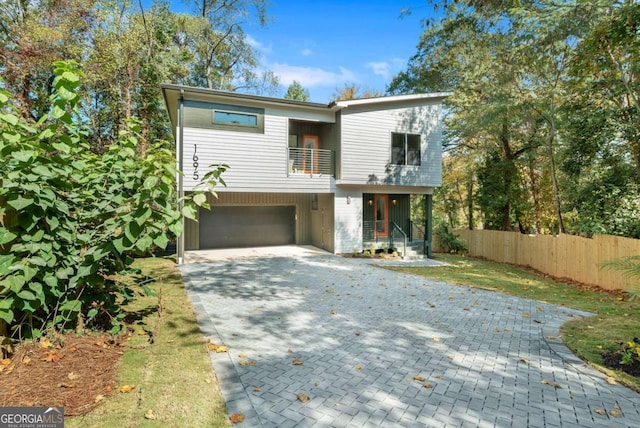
[180,246,640,427]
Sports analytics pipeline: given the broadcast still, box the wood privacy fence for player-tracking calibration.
[447,230,640,292]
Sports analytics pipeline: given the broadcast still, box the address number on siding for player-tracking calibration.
[192,144,199,181]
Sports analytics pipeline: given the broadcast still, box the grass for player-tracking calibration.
[67,257,231,428]
[386,253,640,391]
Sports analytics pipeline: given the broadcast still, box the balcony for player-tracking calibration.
[287,147,334,177]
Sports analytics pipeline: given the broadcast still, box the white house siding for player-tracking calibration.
[339,101,443,187]
[333,187,363,254]
[184,192,314,250]
[180,107,334,193]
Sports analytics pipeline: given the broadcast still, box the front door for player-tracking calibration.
[374,194,388,237]
[302,135,319,174]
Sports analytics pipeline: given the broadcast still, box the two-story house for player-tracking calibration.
[161,84,449,263]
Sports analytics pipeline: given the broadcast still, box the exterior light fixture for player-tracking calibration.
[368,199,373,206]
[392,199,397,205]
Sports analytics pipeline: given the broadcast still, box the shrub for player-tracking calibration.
[434,221,468,254]
[0,61,225,338]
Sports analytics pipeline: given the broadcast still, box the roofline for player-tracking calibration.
[161,83,330,110]
[329,92,453,109]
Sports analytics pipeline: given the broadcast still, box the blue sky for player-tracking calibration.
[244,1,432,102]
[154,1,437,103]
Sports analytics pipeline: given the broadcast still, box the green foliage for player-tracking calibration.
[284,81,310,101]
[434,222,468,254]
[0,61,225,338]
[620,339,640,366]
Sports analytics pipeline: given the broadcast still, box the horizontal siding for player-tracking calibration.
[184,192,314,250]
[333,188,363,253]
[181,109,333,193]
[340,102,443,187]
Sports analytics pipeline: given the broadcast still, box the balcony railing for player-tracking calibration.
[287,147,334,177]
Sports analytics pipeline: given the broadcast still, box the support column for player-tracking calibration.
[425,194,433,258]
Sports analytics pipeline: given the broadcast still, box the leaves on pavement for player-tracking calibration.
[297,393,310,403]
[230,413,245,423]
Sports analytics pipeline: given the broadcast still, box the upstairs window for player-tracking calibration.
[391,133,421,166]
[213,110,258,127]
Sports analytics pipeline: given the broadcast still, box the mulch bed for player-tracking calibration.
[0,335,123,416]
[602,351,640,378]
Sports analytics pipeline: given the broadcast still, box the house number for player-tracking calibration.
[192,144,199,180]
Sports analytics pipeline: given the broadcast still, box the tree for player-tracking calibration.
[0,62,225,338]
[284,80,310,101]
[332,83,382,101]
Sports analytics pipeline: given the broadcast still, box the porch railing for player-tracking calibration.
[390,222,407,259]
[287,147,334,176]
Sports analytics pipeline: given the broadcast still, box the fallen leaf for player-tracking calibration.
[413,375,426,382]
[434,375,444,380]
[547,336,556,340]
[238,353,246,358]
[120,385,135,393]
[534,319,543,324]
[59,382,77,388]
[292,359,304,365]
[448,355,455,360]
[594,409,606,416]
[207,342,218,352]
[40,338,52,349]
[523,313,531,319]
[423,383,433,388]
[42,352,61,363]
[67,372,80,380]
[1,358,11,366]
[355,332,360,336]
[230,413,245,423]
[330,310,337,315]
[606,377,617,385]
[519,358,529,364]
[609,410,622,418]
[216,346,229,353]
[239,359,248,366]
[596,345,603,350]
[355,364,362,371]
[541,379,561,388]
[536,307,543,312]
[503,328,511,332]
[493,328,500,333]
[297,393,310,403]
[249,360,256,366]
[144,410,157,420]
[254,388,262,392]
[137,330,147,335]
[432,337,440,342]
[22,356,31,365]
[94,394,104,403]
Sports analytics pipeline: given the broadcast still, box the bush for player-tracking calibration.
[434,222,468,254]
[0,61,225,338]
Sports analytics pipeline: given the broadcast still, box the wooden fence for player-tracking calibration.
[444,230,640,292]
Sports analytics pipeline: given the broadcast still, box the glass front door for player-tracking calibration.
[374,194,388,237]
[302,135,318,174]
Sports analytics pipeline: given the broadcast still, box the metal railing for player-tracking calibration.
[390,222,407,259]
[287,147,334,177]
[363,220,387,242]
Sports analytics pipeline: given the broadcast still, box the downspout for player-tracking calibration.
[425,193,433,258]
[177,91,185,264]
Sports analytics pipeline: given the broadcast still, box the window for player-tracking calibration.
[213,110,258,127]
[391,133,421,166]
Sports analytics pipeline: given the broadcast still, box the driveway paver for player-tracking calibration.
[180,247,640,427]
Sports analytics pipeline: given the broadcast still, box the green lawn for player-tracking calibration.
[386,253,640,391]
[67,258,230,428]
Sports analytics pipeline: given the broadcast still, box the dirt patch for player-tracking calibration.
[0,335,122,416]
[602,351,640,378]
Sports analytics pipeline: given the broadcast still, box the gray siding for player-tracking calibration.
[333,188,363,254]
[181,105,334,192]
[339,101,443,187]
[184,192,314,250]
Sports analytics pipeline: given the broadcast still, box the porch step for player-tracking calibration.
[399,241,427,259]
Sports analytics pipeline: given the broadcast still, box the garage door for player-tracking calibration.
[199,206,296,249]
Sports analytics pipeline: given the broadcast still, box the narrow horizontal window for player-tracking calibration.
[213,110,258,127]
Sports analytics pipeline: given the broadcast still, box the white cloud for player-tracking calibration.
[367,61,391,79]
[271,63,358,88]
[367,58,408,80]
[301,48,313,56]
[246,34,272,55]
